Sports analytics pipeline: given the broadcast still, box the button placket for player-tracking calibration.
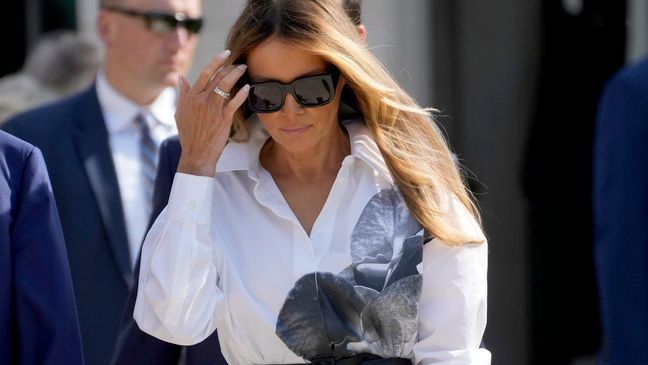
[309,160,352,259]
[292,223,317,278]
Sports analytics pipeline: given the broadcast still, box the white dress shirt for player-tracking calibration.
[134,118,490,364]
[96,71,178,266]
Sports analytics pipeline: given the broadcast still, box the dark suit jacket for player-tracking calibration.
[593,56,648,365]
[0,131,84,365]
[111,135,227,365]
[2,87,132,365]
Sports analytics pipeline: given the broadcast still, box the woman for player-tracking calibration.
[134,0,490,363]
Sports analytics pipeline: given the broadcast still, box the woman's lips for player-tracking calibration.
[280,125,311,135]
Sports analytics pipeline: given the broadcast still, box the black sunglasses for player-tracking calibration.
[246,70,340,113]
[103,5,203,35]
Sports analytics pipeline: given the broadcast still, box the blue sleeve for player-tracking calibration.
[593,65,648,365]
[12,147,84,365]
[110,138,182,365]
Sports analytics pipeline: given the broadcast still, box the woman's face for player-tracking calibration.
[246,37,345,154]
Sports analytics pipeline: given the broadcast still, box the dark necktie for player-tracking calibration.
[134,113,158,210]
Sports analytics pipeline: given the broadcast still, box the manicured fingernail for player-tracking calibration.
[220,49,231,58]
[238,64,247,71]
[242,84,250,91]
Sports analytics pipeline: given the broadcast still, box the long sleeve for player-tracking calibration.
[134,173,225,346]
[593,63,648,365]
[12,147,84,365]
[414,199,490,365]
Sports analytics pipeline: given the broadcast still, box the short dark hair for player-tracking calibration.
[341,0,362,25]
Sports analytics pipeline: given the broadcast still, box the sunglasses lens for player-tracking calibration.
[185,19,203,34]
[247,72,337,113]
[149,16,177,33]
[148,15,202,34]
[294,77,333,106]
[249,84,283,112]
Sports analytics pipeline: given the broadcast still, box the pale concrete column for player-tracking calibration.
[628,0,648,62]
[187,0,245,81]
[363,0,434,107]
[76,0,100,41]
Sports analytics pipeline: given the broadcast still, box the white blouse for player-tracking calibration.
[134,118,491,364]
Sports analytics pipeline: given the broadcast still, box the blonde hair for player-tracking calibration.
[226,0,483,245]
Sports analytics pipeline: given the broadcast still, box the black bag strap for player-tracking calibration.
[277,353,412,365]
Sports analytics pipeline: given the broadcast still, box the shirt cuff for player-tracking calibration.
[167,172,214,225]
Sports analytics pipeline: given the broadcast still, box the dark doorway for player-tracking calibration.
[522,1,626,364]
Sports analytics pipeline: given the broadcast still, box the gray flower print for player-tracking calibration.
[276,188,424,361]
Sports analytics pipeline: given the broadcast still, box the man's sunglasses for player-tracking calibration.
[103,6,203,35]
[246,70,340,113]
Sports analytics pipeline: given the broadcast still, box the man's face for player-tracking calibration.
[99,0,201,90]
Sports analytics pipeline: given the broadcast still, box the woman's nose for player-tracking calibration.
[280,93,304,115]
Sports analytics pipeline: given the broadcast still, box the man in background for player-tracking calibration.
[2,0,202,363]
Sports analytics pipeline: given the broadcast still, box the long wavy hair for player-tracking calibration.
[225,0,483,245]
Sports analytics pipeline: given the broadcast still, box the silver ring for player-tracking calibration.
[213,86,231,99]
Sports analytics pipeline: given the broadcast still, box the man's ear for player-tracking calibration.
[356,24,367,43]
[97,11,114,47]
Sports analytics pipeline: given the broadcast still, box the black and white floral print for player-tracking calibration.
[276,188,425,361]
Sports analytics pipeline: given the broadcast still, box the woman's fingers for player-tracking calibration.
[209,64,247,112]
[207,64,247,110]
[207,65,237,93]
[191,50,231,94]
[173,55,250,177]
[212,64,247,93]
[224,84,250,119]
[177,76,191,104]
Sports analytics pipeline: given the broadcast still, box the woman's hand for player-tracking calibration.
[176,50,250,177]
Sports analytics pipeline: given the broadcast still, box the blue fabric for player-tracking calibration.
[593,56,648,365]
[111,136,227,365]
[2,87,131,365]
[0,131,84,364]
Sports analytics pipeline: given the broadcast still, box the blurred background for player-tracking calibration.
[4,0,647,364]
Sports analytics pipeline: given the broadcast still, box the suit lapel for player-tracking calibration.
[72,87,133,287]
